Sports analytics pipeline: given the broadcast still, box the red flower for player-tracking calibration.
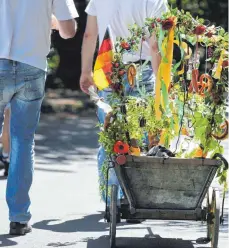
[116,155,127,165]
[222,60,229,68]
[118,69,126,76]
[121,42,130,50]
[161,17,175,30]
[151,22,156,28]
[113,141,129,154]
[157,18,161,23]
[114,62,119,68]
[206,32,213,38]
[193,25,206,35]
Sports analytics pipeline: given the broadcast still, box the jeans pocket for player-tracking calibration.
[24,71,46,101]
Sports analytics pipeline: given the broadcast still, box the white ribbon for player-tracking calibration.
[88,86,113,114]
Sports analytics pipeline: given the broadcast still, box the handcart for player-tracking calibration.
[104,154,228,248]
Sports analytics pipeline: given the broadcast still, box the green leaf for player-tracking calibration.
[158,29,166,57]
[161,80,169,113]
[163,57,169,63]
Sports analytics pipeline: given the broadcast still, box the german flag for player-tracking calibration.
[93,29,113,90]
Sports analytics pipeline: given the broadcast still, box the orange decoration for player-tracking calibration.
[199,74,213,94]
[113,141,129,154]
[127,64,137,88]
[181,128,189,136]
[194,146,208,158]
[189,73,213,96]
[212,120,229,140]
[130,146,141,156]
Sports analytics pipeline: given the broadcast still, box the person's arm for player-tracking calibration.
[52,0,78,39]
[80,15,98,94]
[149,32,161,76]
[147,0,169,75]
[51,14,76,39]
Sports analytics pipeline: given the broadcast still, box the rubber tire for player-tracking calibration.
[110,184,117,248]
[210,189,220,248]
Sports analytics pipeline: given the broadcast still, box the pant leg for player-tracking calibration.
[0,59,15,137]
[6,61,46,223]
[129,64,155,97]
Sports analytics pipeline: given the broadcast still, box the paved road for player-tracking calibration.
[0,113,228,248]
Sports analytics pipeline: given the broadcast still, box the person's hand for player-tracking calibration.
[51,15,59,30]
[80,72,95,94]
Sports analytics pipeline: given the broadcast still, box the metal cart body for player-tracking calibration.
[107,155,224,248]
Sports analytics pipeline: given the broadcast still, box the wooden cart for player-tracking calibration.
[105,155,227,248]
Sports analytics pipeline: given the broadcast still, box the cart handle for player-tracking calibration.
[212,153,228,170]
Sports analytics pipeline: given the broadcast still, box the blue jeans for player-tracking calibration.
[97,64,155,203]
[0,59,46,223]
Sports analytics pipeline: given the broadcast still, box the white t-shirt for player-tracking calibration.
[0,0,78,71]
[85,0,168,62]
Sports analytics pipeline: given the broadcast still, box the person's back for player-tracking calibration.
[0,0,77,70]
[0,0,78,236]
[109,0,168,61]
[85,0,167,62]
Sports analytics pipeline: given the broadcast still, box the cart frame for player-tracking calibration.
[105,155,227,248]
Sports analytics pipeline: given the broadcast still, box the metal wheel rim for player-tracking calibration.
[207,187,213,239]
[209,189,220,248]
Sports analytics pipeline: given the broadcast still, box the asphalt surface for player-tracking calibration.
[0,113,228,248]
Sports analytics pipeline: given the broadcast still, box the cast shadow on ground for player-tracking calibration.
[86,233,201,248]
[0,234,17,247]
[33,212,143,233]
[0,175,7,180]
[34,114,99,165]
[85,226,211,248]
[33,213,212,248]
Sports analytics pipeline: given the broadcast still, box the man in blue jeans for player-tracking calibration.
[0,0,78,235]
[80,0,168,208]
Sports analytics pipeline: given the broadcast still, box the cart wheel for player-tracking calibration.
[110,184,117,248]
[207,187,213,240]
[207,189,220,248]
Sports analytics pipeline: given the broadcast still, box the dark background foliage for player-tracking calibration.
[47,0,228,90]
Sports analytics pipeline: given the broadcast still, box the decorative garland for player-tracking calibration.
[98,7,228,197]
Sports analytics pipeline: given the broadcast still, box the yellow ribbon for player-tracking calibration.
[159,129,166,145]
[214,50,225,79]
[155,17,177,120]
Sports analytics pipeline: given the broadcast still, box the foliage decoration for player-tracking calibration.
[97,6,228,197]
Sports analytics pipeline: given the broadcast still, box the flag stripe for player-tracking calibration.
[94,51,113,70]
[93,69,110,90]
[93,28,113,90]
[98,39,113,55]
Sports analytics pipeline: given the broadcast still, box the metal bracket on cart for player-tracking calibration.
[212,153,228,225]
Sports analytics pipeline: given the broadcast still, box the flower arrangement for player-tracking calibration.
[97,7,228,194]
